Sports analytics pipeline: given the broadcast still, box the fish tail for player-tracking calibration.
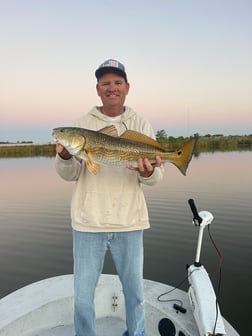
[171,137,197,176]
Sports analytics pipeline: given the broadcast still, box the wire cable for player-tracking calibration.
[208,224,223,334]
[157,275,188,303]
[157,268,199,309]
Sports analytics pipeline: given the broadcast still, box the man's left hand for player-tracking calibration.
[127,156,162,177]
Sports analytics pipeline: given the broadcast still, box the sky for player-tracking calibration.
[0,0,252,143]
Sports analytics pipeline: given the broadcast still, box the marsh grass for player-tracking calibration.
[0,134,251,158]
[0,144,56,158]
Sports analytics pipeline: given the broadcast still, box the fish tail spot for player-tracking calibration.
[172,138,197,175]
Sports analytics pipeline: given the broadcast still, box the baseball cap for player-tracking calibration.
[95,59,128,82]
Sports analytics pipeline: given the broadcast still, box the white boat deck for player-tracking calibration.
[0,274,239,336]
[21,318,124,336]
[28,317,125,336]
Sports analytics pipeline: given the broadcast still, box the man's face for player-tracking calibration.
[96,73,130,110]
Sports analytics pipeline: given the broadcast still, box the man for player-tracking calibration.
[55,59,164,336]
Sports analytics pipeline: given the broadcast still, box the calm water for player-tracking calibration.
[0,151,251,335]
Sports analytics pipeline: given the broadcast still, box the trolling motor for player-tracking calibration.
[187,199,226,336]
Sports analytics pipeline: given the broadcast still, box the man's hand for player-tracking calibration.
[56,144,72,160]
[127,156,162,177]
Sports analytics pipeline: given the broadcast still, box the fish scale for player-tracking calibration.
[85,137,163,165]
[52,126,197,175]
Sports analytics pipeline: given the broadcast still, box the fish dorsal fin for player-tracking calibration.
[98,125,118,137]
[119,130,166,151]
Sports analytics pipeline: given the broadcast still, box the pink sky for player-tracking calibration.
[1,1,251,142]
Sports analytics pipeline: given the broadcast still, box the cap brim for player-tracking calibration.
[95,67,127,80]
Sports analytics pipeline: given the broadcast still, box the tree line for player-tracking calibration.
[0,132,251,158]
[155,130,252,152]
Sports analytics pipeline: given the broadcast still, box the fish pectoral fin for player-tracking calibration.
[120,130,166,151]
[86,152,100,175]
[98,125,118,137]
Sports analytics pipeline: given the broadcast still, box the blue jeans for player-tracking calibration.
[73,230,146,336]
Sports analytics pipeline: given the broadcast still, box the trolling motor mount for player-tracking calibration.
[187,199,226,336]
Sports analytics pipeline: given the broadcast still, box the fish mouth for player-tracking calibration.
[51,132,58,143]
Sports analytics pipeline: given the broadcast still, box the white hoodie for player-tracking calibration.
[55,106,164,232]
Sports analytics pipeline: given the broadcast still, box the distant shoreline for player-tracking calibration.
[0,134,251,158]
[0,141,34,145]
[0,144,56,158]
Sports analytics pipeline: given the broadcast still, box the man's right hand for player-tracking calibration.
[56,144,72,160]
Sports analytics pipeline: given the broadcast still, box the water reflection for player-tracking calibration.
[0,152,251,335]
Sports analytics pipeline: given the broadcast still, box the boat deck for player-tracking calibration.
[0,274,239,336]
[30,317,125,336]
